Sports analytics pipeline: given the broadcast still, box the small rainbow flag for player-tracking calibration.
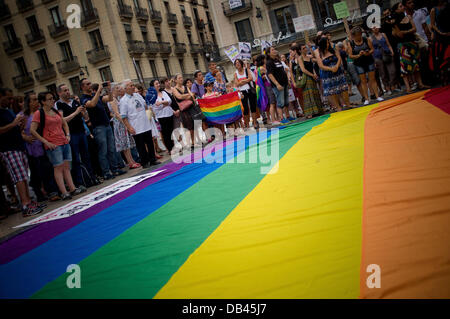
[256,67,268,112]
[197,91,243,124]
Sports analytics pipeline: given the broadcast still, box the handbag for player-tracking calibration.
[178,99,193,111]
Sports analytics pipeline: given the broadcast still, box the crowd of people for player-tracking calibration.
[0,0,448,220]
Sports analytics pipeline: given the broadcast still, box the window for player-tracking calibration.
[69,76,81,96]
[179,59,185,74]
[14,57,28,75]
[164,1,170,12]
[199,32,205,44]
[99,66,114,82]
[193,8,199,24]
[193,57,199,70]
[163,59,171,77]
[37,49,51,68]
[149,60,158,78]
[49,6,63,27]
[147,0,154,12]
[134,60,143,81]
[171,29,177,43]
[4,24,18,43]
[46,84,57,96]
[235,19,253,43]
[274,6,295,35]
[59,41,74,60]
[155,27,162,42]
[80,0,95,12]
[180,5,186,16]
[133,0,141,9]
[187,31,192,44]
[89,29,104,49]
[26,16,40,34]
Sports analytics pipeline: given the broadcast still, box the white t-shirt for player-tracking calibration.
[413,8,429,42]
[119,93,151,135]
[235,70,250,92]
[152,91,173,119]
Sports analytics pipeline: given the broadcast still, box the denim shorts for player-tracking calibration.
[272,86,289,109]
[355,63,375,75]
[46,144,72,167]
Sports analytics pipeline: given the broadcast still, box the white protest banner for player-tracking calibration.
[261,40,272,54]
[293,15,315,33]
[224,45,240,63]
[239,42,252,61]
[15,170,165,228]
[229,0,242,10]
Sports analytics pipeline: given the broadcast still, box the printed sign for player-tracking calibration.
[333,1,351,19]
[224,45,240,63]
[15,170,165,228]
[293,15,315,33]
[229,0,242,10]
[238,42,252,60]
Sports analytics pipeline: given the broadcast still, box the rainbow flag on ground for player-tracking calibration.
[0,88,449,299]
[197,91,243,124]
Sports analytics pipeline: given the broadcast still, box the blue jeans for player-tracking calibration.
[70,132,95,186]
[92,125,121,177]
[272,86,289,109]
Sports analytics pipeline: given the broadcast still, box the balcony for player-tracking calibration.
[135,7,149,22]
[57,56,80,74]
[182,15,192,27]
[159,42,171,55]
[16,0,34,13]
[3,38,23,55]
[34,64,57,82]
[87,46,111,64]
[174,43,186,54]
[13,73,34,90]
[118,4,133,20]
[127,40,145,55]
[48,23,69,39]
[191,0,198,4]
[42,0,56,4]
[149,10,162,24]
[0,3,11,20]
[221,0,252,17]
[144,41,159,55]
[197,20,205,30]
[25,29,45,46]
[190,43,203,55]
[81,8,100,27]
[263,0,278,4]
[167,13,178,25]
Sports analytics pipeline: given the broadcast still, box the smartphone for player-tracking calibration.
[102,81,109,87]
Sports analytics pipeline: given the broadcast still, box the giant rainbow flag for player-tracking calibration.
[0,88,449,299]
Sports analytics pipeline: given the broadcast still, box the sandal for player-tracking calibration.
[129,163,142,169]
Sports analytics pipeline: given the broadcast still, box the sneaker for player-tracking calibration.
[113,169,126,177]
[30,201,47,209]
[377,97,384,102]
[48,192,60,201]
[61,193,72,201]
[104,173,115,180]
[287,117,296,122]
[71,186,87,196]
[22,204,43,217]
[364,100,370,106]
[385,91,392,96]
[280,119,290,124]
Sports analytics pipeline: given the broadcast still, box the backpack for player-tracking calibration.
[37,107,61,136]
[79,163,94,187]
